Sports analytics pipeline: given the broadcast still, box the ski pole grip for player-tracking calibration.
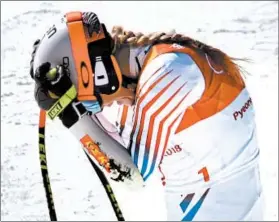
[46,85,77,120]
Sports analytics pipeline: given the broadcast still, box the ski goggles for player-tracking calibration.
[65,11,134,108]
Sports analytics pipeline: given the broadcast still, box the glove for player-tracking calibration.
[29,38,73,109]
[32,62,87,128]
[34,62,73,97]
[33,62,73,110]
[29,36,88,128]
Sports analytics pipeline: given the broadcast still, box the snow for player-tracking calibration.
[1,1,278,221]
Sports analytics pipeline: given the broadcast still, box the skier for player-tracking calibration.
[29,11,264,221]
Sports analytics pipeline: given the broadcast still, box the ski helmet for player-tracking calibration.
[33,11,134,107]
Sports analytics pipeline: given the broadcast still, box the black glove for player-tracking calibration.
[29,40,87,128]
[33,62,87,128]
[33,62,73,110]
[34,62,73,97]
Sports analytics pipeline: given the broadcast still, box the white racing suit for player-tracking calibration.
[92,44,264,221]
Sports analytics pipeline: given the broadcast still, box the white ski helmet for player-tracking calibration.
[33,11,134,106]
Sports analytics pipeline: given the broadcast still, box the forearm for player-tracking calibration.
[69,113,144,189]
[94,112,126,146]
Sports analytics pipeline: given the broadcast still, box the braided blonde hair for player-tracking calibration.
[110,26,248,76]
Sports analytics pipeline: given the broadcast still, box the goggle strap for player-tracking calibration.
[65,12,96,101]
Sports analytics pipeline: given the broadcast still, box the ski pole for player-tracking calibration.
[38,75,125,220]
[38,109,57,221]
[84,151,125,221]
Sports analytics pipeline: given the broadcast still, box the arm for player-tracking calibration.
[129,52,205,181]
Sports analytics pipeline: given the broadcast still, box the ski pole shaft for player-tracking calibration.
[39,109,57,221]
[39,83,125,220]
[84,152,125,221]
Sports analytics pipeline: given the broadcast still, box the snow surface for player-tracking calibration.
[1,1,278,221]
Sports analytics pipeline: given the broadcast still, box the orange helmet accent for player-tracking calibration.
[65,11,134,106]
[32,11,135,110]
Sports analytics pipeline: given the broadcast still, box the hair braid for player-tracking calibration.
[110,26,248,76]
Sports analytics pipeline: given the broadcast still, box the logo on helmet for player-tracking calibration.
[80,61,90,88]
